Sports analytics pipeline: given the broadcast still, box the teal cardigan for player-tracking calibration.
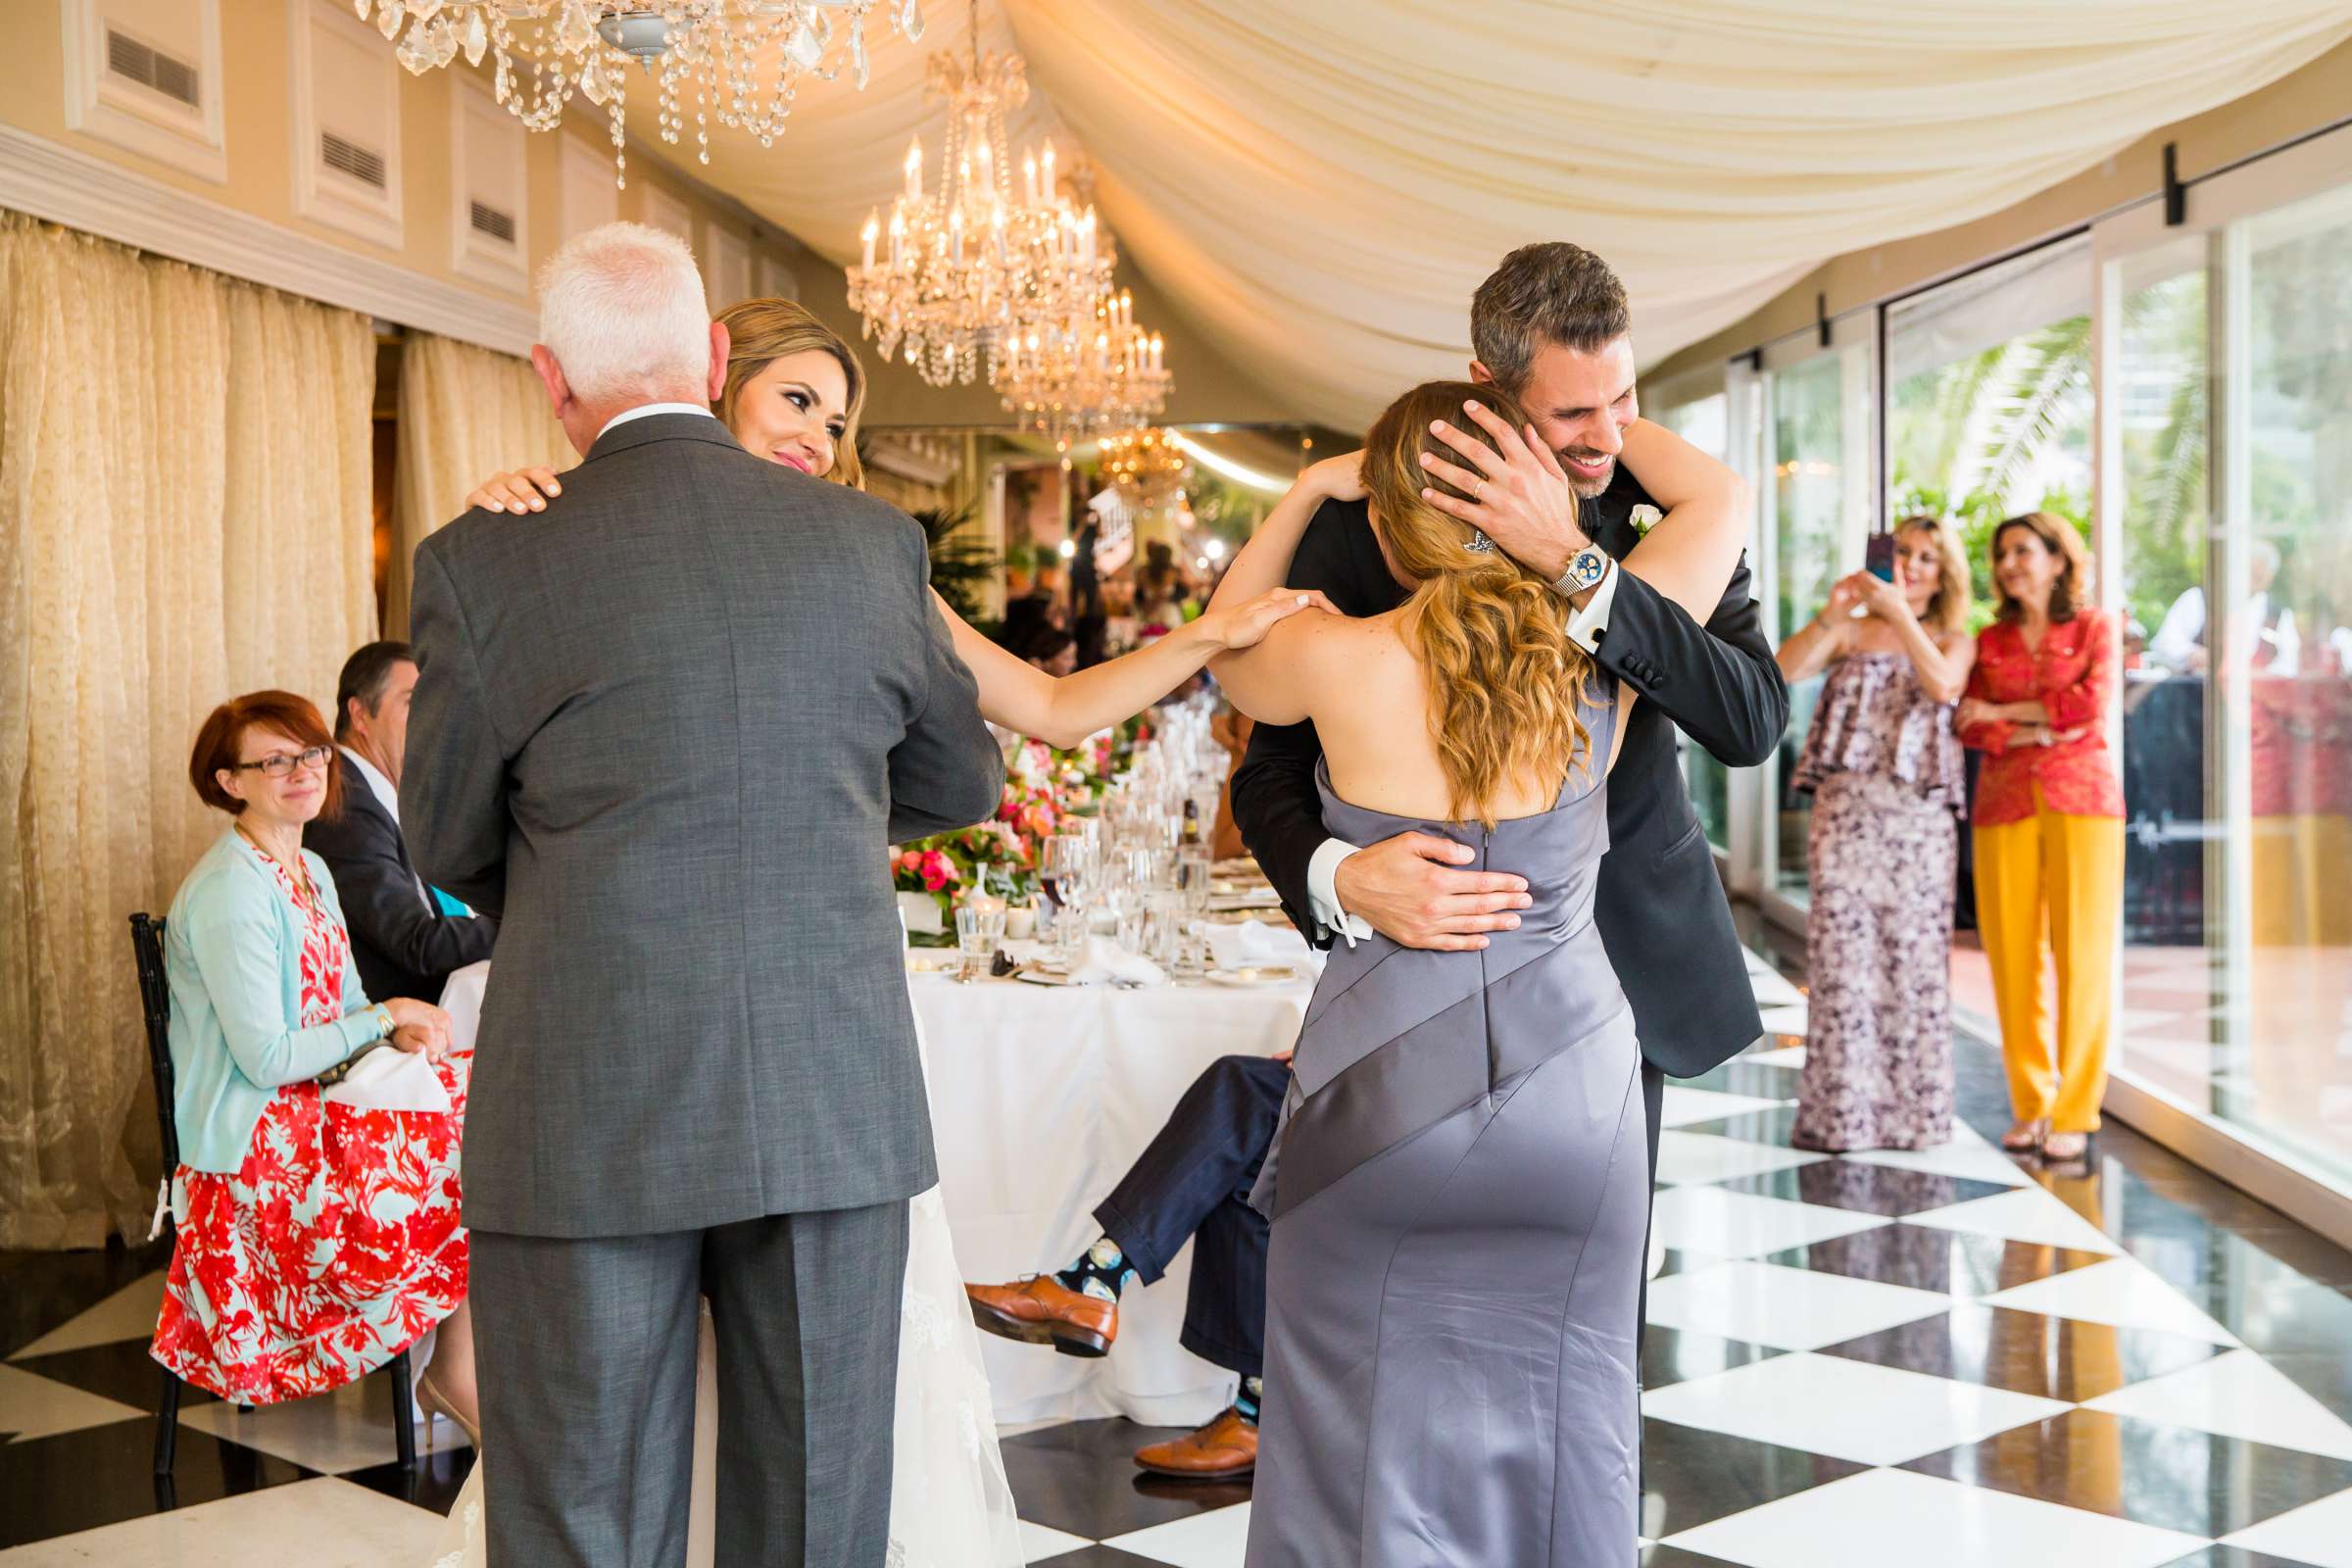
[163,828,390,1175]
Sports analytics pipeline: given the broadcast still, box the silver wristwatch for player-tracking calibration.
[1550,547,1609,600]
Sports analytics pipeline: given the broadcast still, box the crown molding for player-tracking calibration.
[0,121,535,355]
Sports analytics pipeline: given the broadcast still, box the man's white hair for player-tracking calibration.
[536,220,711,406]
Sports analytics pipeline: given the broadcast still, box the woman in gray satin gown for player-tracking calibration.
[1209,379,1749,1567]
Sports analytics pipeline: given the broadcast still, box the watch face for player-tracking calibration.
[1572,551,1605,587]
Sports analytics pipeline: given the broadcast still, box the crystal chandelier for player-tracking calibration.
[994,289,1171,452]
[843,10,1114,386]
[354,1,924,186]
[1101,426,1188,505]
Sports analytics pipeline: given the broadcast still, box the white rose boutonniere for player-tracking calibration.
[1629,504,1664,539]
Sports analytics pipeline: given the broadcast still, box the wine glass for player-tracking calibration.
[1041,834,1093,961]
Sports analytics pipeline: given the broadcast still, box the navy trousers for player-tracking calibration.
[1092,1054,1288,1380]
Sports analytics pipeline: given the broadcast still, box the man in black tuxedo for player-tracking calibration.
[305,641,498,1004]
[1235,240,1787,1204]
[964,246,1787,1484]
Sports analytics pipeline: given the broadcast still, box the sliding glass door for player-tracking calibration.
[2092,124,2352,1194]
[1753,321,1875,911]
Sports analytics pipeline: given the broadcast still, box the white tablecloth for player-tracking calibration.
[910,969,1310,1427]
[436,958,1310,1429]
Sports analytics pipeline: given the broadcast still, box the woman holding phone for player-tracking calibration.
[1775,517,1975,1151]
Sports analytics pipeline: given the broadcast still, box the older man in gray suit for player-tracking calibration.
[402,221,1004,1568]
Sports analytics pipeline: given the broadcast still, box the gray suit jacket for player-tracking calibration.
[402,412,1004,1238]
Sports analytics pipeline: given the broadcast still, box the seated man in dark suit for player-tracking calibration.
[305,641,498,1004]
[966,1052,1286,1481]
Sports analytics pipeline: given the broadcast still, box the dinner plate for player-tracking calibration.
[1208,964,1299,987]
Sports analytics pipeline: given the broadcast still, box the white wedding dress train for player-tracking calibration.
[431,1002,1025,1567]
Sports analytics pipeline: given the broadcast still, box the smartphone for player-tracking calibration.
[1864,533,1896,583]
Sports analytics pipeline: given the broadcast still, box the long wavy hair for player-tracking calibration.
[713,297,868,490]
[1894,514,1972,637]
[1362,380,1603,828]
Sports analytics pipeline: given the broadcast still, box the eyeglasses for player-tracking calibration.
[234,745,332,778]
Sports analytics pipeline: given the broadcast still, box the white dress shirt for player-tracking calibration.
[596,402,717,441]
[1304,561,1619,943]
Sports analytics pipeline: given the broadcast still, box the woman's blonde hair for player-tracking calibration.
[713,297,867,489]
[1991,511,2093,623]
[1894,514,1972,637]
[1362,380,1602,828]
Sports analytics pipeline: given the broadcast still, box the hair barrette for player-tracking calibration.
[1465,530,1499,554]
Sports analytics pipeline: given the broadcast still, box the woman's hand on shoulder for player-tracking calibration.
[1199,588,1343,652]
[466,466,563,514]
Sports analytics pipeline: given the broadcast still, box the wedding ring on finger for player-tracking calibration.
[1473,477,1487,502]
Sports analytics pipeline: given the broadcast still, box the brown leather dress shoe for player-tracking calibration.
[964,1275,1117,1357]
[1134,1406,1257,1479]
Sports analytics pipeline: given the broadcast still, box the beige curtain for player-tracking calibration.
[386,331,572,637]
[0,212,375,1247]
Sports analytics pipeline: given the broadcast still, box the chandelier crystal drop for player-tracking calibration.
[351,1,919,186]
[844,39,1113,387]
[992,288,1172,452]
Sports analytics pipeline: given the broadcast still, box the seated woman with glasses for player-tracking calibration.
[150,690,480,1441]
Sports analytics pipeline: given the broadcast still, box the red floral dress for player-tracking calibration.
[151,851,469,1404]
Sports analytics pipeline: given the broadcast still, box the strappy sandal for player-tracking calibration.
[2000,1118,2050,1153]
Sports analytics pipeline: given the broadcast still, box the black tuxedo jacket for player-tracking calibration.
[305,769,499,1005]
[1229,466,1788,1078]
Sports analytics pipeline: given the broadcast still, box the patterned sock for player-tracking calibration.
[1233,1376,1262,1425]
[1054,1235,1137,1303]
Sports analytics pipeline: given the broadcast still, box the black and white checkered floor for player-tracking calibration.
[8,945,2352,1566]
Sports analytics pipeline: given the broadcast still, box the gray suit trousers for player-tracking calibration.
[471,1203,910,1568]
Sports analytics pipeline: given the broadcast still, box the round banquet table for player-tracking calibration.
[436,956,1310,1429]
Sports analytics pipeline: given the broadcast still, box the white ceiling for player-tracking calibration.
[663,1,2352,428]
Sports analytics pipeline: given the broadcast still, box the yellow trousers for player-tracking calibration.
[1972,786,2125,1133]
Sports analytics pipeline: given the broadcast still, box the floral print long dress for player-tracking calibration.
[1789,653,1964,1152]
[151,851,469,1404]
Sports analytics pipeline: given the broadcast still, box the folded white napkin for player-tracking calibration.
[323,1046,453,1114]
[1193,917,1319,976]
[1069,935,1166,988]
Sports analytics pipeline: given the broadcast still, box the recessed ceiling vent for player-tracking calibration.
[106,28,201,109]
[321,130,388,189]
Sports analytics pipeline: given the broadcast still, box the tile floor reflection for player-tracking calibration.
[5,945,2351,1566]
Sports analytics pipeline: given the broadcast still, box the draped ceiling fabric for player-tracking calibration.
[692,1,2352,429]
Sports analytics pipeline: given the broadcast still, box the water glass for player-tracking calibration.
[1176,845,1213,914]
[1142,890,1188,968]
[955,904,1007,983]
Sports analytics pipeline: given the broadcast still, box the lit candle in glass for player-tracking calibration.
[1150,333,1163,373]
[1022,151,1039,208]
[889,208,906,268]
[904,138,923,203]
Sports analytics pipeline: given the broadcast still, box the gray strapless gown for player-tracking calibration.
[1245,698,1646,1568]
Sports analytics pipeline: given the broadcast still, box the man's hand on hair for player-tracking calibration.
[1415,400,1590,581]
